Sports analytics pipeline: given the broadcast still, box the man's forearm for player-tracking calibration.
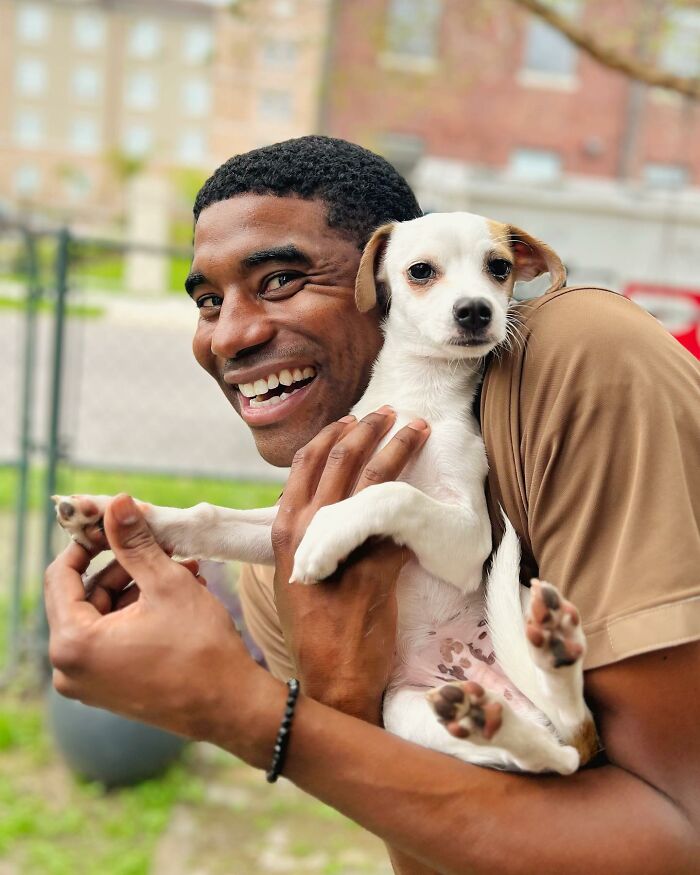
[228,691,698,875]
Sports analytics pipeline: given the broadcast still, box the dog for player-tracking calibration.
[55,212,597,775]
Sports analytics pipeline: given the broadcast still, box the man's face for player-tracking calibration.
[189,194,383,466]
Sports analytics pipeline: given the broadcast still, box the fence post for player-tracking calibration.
[37,228,70,675]
[5,229,42,679]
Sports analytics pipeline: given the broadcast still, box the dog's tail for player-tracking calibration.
[486,513,548,715]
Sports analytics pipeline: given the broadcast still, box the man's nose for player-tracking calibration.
[210,293,276,359]
[453,297,492,332]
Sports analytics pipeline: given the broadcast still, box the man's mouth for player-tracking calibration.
[237,365,317,408]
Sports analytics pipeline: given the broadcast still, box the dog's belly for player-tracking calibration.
[393,566,540,721]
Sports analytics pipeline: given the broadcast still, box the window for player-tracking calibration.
[261,39,297,68]
[660,11,700,77]
[14,164,41,196]
[72,66,101,102]
[258,89,292,121]
[522,0,578,77]
[122,124,153,156]
[509,148,562,182]
[14,110,43,148]
[182,78,210,117]
[73,11,105,50]
[125,72,158,111]
[385,0,441,60]
[63,169,92,200]
[183,26,212,64]
[15,58,47,96]
[129,20,161,59]
[70,117,101,154]
[271,0,297,18]
[643,163,690,189]
[16,3,50,44]
[177,131,206,165]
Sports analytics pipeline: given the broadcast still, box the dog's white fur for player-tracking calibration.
[56,212,593,775]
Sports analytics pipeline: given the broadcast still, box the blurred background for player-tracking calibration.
[1,0,699,872]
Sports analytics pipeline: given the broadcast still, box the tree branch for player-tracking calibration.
[507,0,700,99]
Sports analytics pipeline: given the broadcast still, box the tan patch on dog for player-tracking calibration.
[486,219,515,262]
[570,716,600,766]
[487,218,566,294]
[355,224,393,312]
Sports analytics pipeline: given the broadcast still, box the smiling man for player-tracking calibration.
[45,136,700,875]
[186,191,386,465]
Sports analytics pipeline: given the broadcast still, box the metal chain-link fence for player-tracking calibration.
[1,221,283,680]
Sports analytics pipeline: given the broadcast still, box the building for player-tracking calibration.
[0,0,331,226]
[324,0,700,297]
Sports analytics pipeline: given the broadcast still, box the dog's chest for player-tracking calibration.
[391,415,488,504]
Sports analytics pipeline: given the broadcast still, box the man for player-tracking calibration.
[45,137,700,874]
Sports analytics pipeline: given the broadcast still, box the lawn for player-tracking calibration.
[0,455,392,874]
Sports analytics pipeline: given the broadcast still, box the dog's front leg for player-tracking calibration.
[54,495,277,565]
[291,482,491,590]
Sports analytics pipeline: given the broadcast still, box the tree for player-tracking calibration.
[508,0,700,98]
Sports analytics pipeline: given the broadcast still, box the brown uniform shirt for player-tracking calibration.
[239,286,700,679]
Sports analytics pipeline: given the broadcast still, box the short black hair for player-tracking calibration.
[193,135,422,248]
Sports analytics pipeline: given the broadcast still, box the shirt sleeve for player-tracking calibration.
[237,562,296,681]
[487,287,700,669]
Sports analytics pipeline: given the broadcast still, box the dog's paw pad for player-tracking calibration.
[526,579,585,670]
[52,494,108,547]
[427,681,503,741]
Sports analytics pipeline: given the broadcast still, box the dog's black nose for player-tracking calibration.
[453,298,492,331]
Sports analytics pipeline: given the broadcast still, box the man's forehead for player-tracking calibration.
[194,193,331,248]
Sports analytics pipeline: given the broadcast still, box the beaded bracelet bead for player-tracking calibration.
[266,678,300,783]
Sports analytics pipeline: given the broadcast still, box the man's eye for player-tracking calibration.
[264,272,298,293]
[196,294,223,309]
[487,259,512,281]
[407,262,435,281]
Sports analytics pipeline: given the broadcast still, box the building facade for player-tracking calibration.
[323,0,700,299]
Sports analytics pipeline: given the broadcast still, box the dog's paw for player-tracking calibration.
[426,681,503,741]
[525,579,585,670]
[53,494,111,549]
[290,504,368,585]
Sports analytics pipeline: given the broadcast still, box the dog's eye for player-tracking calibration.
[407,262,435,281]
[488,259,512,281]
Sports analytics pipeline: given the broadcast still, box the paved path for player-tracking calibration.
[0,296,282,482]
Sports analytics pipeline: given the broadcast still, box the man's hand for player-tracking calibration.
[271,407,430,724]
[45,493,282,763]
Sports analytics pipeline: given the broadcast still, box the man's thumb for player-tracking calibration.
[104,493,171,581]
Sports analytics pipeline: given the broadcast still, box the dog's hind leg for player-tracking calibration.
[54,495,277,565]
[386,685,579,775]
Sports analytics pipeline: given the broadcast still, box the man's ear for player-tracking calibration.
[355,223,394,313]
[507,226,566,294]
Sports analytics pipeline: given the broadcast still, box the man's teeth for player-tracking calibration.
[239,366,316,401]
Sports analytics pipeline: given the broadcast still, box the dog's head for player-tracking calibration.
[355,212,565,359]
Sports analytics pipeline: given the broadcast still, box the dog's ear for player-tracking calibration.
[507,226,566,294]
[355,223,394,313]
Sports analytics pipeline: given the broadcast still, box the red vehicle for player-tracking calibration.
[624,283,700,359]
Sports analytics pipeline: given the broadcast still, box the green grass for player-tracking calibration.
[0,465,282,513]
[0,692,204,875]
[0,295,104,318]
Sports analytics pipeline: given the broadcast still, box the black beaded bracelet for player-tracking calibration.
[266,678,300,783]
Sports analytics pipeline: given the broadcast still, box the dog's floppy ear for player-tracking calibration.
[355,223,394,313]
[507,226,566,294]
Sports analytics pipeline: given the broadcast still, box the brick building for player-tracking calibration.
[323,0,700,297]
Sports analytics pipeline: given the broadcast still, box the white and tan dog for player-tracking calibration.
[55,212,597,775]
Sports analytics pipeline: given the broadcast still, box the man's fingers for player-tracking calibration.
[353,419,430,494]
[314,406,398,505]
[281,417,358,511]
[102,494,176,593]
[44,540,98,628]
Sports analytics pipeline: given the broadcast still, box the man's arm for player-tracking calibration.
[45,496,700,875]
